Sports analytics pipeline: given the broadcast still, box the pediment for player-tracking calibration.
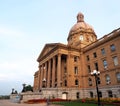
[37,43,58,61]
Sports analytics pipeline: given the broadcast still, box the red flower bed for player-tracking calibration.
[25,98,68,104]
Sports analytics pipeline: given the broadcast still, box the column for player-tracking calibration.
[57,54,61,87]
[39,65,43,89]
[41,65,44,88]
[38,68,41,91]
[52,56,55,87]
[47,60,51,88]
[42,63,46,88]
[44,62,47,87]
[66,54,70,87]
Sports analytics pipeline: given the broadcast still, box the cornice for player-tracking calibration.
[83,28,120,52]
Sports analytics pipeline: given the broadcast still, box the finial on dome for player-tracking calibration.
[77,12,84,23]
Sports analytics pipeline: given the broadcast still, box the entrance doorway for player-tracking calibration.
[62,92,68,99]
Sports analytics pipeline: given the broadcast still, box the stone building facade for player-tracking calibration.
[33,12,120,99]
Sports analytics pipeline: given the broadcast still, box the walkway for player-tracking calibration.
[0,100,60,106]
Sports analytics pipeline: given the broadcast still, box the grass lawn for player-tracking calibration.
[52,101,115,106]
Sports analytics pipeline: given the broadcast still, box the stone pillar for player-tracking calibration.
[44,62,47,87]
[40,65,43,89]
[52,56,55,87]
[57,54,61,87]
[47,60,51,88]
[38,68,41,91]
[67,54,70,87]
[41,65,44,88]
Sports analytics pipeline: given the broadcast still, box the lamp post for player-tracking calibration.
[91,70,101,106]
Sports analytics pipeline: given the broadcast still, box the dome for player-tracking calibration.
[68,12,96,40]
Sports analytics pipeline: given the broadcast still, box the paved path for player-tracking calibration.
[0,100,55,106]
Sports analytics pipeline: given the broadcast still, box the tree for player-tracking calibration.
[22,84,33,92]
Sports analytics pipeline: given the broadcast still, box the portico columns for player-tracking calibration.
[52,56,55,87]
[47,60,51,88]
[43,63,47,87]
[57,54,61,87]
[39,66,43,89]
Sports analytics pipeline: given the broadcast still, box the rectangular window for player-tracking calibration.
[74,67,78,75]
[116,73,120,82]
[64,67,67,74]
[87,65,91,73]
[113,56,119,66]
[74,56,78,62]
[94,62,99,71]
[101,48,105,55]
[97,77,101,84]
[108,91,113,98]
[103,60,108,68]
[99,92,102,98]
[76,92,80,99]
[90,92,93,98]
[88,78,92,86]
[93,52,97,58]
[110,44,116,52]
[86,55,90,61]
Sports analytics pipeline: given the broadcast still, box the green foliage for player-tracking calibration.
[22,84,33,92]
[0,95,10,99]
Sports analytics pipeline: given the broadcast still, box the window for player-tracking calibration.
[108,90,113,97]
[74,67,78,75]
[110,44,116,52]
[86,55,90,61]
[99,91,102,98]
[113,56,119,66]
[116,73,120,82]
[94,62,99,71]
[90,91,93,98]
[75,79,79,86]
[64,67,67,74]
[64,80,67,86]
[103,60,108,68]
[93,52,97,58]
[76,92,80,99]
[118,89,120,94]
[87,65,91,73]
[97,77,101,84]
[105,75,111,84]
[79,35,83,41]
[101,48,105,55]
[88,78,92,86]
[74,56,78,62]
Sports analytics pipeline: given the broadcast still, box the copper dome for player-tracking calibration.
[68,12,96,40]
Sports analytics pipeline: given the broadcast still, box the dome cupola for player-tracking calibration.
[67,12,97,48]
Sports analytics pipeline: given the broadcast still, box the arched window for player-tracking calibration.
[88,78,92,86]
[105,74,111,84]
[116,72,120,82]
[75,79,79,86]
